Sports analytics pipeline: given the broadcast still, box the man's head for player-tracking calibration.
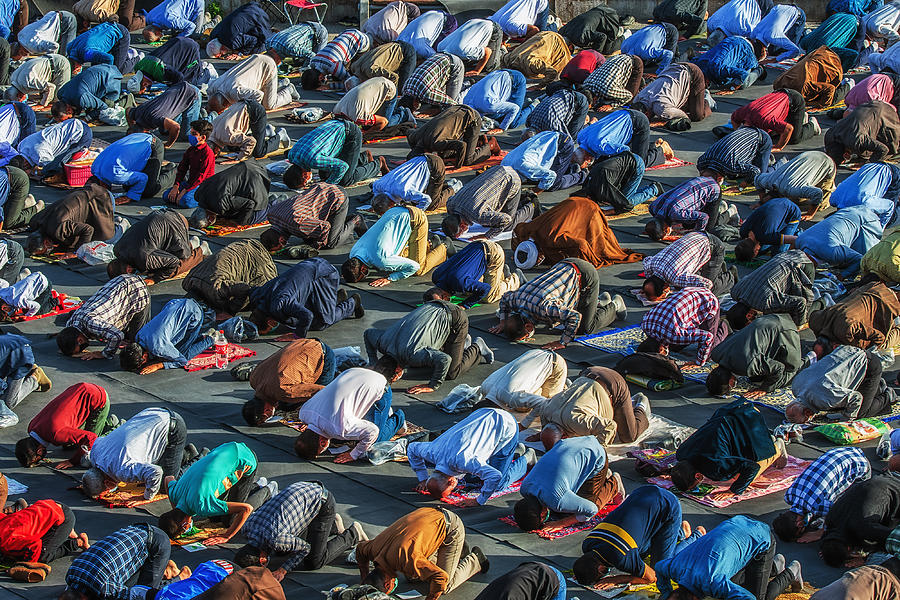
[242,398,274,427]
[425,471,457,499]
[142,25,163,42]
[234,544,264,568]
[341,257,369,283]
[266,48,283,64]
[644,218,670,242]
[636,336,665,355]
[119,342,149,373]
[630,100,650,117]
[641,275,669,301]
[706,366,736,397]
[260,228,289,252]
[294,428,329,459]
[440,214,467,239]
[207,92,229,114]
[363,566,398,595]
[573,147,594,169]
[283,164,312,190]
[301,67,326,91]
[15,436,46,467]
[699,169,724,184]
[50,101,75,122]
[8,154,33,174]
[812,336,836,360]
[206,38,228,58]
[513,494,548,531]
[820,537,849,568]
[189,119,213,146]
[25,232,53,256]
[503,313,534,341]
[572,553,610,586]
[372,193,396,215]
[159,508,193,540]
[539,423,564,450]
[734,238,760,262]
[248,309,279,335]
[751,40,767,61]
[785,401,815,424]
[372,354,403,382]
[82,467,116,497]
[757,187,775,203]
[57,327,89,356]
[725,301,757,330]
[106,259,135,279]
[772,510,807,542]
[669,460,702,491]
[423,287,451,303]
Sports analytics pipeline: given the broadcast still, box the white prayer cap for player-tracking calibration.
[206,38,224,58]
[515,240,539,270]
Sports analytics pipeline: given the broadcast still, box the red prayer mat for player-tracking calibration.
[438,478,523,506]
[184,343,255,372]
[647,157,693,171]
[202,221,269,237]
[9,292,81,323]
[445,151,508,175]
[498,500,621,539]
[363,135,407,144]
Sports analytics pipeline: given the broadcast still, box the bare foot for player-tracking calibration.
[163,560,179,580]
[177,566,192,581]
[656,139,674,159]
[378,156,389,175]
[364,149,374,163]
[696,525,706,536]
[681,520,691,538]
[333,513,345,534]
[77,532,90,549]
[488,136,501,156]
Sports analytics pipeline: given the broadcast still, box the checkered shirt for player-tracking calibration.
[65,524,152,600]
[66,274,150,358]
[402,52,458,106]
[785,447,870,517]
[309,29,368,80]
[241,481,327,572]
[266,183,346,247]
[499,260,582,342]
[446,165,521,237]
[641,286,719,364]
[583,54,634,104]
[648,176,721,231]
[287,120,349,184]
[697,126,768,179]
[265,22,328,64]
[642,231,713,289]
[526,88,577,135]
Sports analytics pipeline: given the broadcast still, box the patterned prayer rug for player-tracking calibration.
[498,501,621,539]
[184,344,255,372]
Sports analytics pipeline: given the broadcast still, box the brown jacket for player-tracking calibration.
[182,239,277,313]
[407,105,481,152]
[250,338,326,405]
[350,42,406,86]
[809,281,900,348]
[501,32,572,80]
[524,376,618,444]
[773,45,843,108]
[31,183,116,251]
[195,567,286,600]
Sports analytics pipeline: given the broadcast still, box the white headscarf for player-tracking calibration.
[515,240,539,269]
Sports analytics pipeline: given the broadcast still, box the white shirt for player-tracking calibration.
[866,1,900,34]
[406,407,518,504]
[398,10,445,57]
[11,56,54,95]
[298,368,388,460]
[333,76,396,122]
[208,53,281,110]
[18,11,60,54]
[371,155,431,209]
[481,348,564,407]
[18,118,89,168]
[490,0,547,37]
[363,1,418,43]
[438,19,495,62]
[0,272,48,316]
[88,407,172,499]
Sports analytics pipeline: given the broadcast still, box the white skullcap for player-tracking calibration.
[515,240,539,270]
[206,38,223,58]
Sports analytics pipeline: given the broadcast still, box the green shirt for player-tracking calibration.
[168,441,257,517]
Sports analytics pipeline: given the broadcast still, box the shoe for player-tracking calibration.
[277,127,291,149]
[465,334,471,348]
[9,561,50,583]
[712,125,732,138]
[351,521,369,542]
[23,194,35,209]
[265,124,276,138]
[231,361,255,381]
[471,546,490,574]
[0,414,18,428]
[346,547,358,565]
[441,234,457,257]
[351,293,364,319]
[428,232,442,251]
[17,268,30,281]
[878,432,893,460]
[514,442,526,458]
[787,560,803,592]
[808,116,821,136]
[30,366,51,392]
[337,288,348,304]
[266,481,279,497]
[515,268,527,285]
[773,553,785,575]
[632,392,651,417]
[611,294,627,320]
[598,291,611,305]
[653,182,664,197]
[610,472,626,504]
[290,83,302,102]
[841,77,855,90]
[620,14,636,26]
[103,414,121,434]
[256,477,268,489]
[473,337,494,364]
[181,443,199,466]
[283,245,319,259]
[827,107,845,120]
[523,447,537,467]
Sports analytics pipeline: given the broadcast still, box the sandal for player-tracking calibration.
[9,561,50,582]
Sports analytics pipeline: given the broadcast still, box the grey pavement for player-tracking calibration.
[0,32,880,599]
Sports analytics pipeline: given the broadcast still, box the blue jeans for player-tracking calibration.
[164,186,198,208]
[382,102,415,127]
[13,102,35,144]
[487,433,529,491]
[621,156,658,208]
[760,221,799,254]
[550,567,567,600]
[367,387,405,443]
[174,323,214,364]
[739,67,766,89]
[755,131,774,177]
[317,342,336,386]
[179,85,202,141]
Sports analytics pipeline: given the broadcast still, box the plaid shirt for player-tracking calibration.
[446,165,522,237]
[287,120,349,184]
[65,524,152,600]
[584,54,634,104]
[266,22,328,63]
[648,176,721,231]
[309,29,369,80]
[697,126,770,179]
[642,231,713,289]
[641,286,719,364]
[66,274,150,358]
[526,88,577,135]
[499,260,582,343]
[241,481,327,572]
[785,447,870,517]
[402,52,460,106]
[266,183,346,247]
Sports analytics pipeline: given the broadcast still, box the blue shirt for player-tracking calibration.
[827,0,881,16]
[463,69,515,120]
[431,241,490,307]
[0,0,18,39]
[136,297,208,369]
[656,516,772,600]
[57,64,123,112]
[66,22,123,59]
[349,206,417,281]
[707,0,761,37]
[147,0,204,36]
[0,167,8,223]
[739,196,801,245]
[520,436,605,519]
[830,162,900,226]
[156,560,232,600]
[90,133,154,200]
[577,109,632,158]
[620,24,673,73]
[693,36,758,87]
[502,130,559,190]
[371,155,432,209]
[796,205,884,277]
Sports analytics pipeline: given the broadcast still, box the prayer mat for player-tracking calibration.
[416,296,480,308]
[8,293,81,322]
[277,414,426,442]
[650,120,667,127]
[776,589,816,600]
[647,454,811,508]
[266,101,307,114]
[602,202,651,221]
[575,325,644,356]
[28,253,81,266]
[184,343,255,372]
[721,182,757,196]
[809,101,845,116]
[95,483,167,509]
[498,500,621,539]
[439,477,523,506]
[363,135,407,144]
[564,572,663,597]
[173,524,229,546]
[713,89,737,96]
[202,221,269,237]
[445,152,508,175]
[624,373,682,391]
[646,157,693,171]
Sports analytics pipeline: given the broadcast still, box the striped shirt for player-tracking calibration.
[265,183,346,247]
[499,260,582,342]
[287,120,349,184]
[642,231,713,289]
[265,22,328,63]
[697,126,771,179]
[309,29,371,80]
[584,54,634,105]
[402,52,461,106]
[446,165,522,237]
[729,250,815,325]
[649,176,720,230]
[66,275,150,358]
[641,287,720,364]
[784,447,870,517]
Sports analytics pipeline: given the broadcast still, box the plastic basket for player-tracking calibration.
[64,162,92,187]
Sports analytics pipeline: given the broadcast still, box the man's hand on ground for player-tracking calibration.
[140,362,164,375]
[333,451,355,464]
[79,351,106,361]
[407,384,435,394]
[541,341,566,351]
[53,459,75,470]
[203,536,230,546]
[272,568,288,582]
[452,498,478,508]
[370,278,391,287]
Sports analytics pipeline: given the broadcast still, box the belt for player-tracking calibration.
[168,411,178,435]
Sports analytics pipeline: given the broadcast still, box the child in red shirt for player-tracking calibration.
[165,119,216,209]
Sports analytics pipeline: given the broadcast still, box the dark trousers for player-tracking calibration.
[859,351,895,417]
[784,89,815,145]
[753,133,774,180]
[0,38,9,86]
[125,526,170,590]
[424,153,453,212]
[13,102,36,144]
[142,137,176,199]
[300,492,359,570]
[576,457,619,508]
[33,283,56,315]
[568,92,590,138]
[58,11,77,52]
[443,303,481,381]
[629,110,664,167]
[337,120,379,186]
[155,412,187,480]
[483,23,504,73]
[223,467,271,511]
[700,233,738,295]
[611,387,650,443]
[323,197,356,249]
[460,121,492,166]
[124,303,152,342]
[566,258,617,335]
[247,99,280,159]
[731,532,794,600]
[304,267,356,335]
[653,0,707,37]
[0,240,23,284]
[3,166,36,230]
[38,503,80,563]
